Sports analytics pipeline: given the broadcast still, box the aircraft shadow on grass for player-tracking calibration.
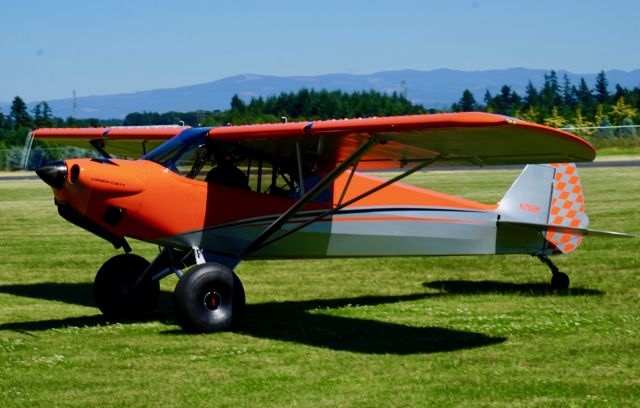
[0,278,602,354]
[423,280,604,296]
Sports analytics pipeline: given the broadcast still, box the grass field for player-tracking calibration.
[1,167,638,407]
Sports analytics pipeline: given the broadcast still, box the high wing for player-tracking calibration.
[31,126,190,158]
[206,112,595,169]
[32,113,594,168]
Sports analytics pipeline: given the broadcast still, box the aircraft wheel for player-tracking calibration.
[551,271,570,291]
[94,254,160,319]
[173,262,245,333]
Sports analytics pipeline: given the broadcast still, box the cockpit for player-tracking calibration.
[142,128,328,201]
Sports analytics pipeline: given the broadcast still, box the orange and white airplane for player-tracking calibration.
[32,112,630,332]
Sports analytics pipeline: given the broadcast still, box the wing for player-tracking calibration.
[207,112,595,169]
[31,126,190,158]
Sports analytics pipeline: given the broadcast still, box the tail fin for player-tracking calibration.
[497,163,588,255]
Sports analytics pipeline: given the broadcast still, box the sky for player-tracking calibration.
[1,0,639,102]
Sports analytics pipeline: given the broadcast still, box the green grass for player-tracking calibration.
[593,146,640,157]
[1,168,639,407]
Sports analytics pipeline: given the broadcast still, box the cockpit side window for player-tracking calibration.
[186,142,325,199]
[145,132,329,202]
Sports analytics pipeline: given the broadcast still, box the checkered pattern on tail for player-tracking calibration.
[545,163,589,254]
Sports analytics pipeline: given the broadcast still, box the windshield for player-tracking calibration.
[142,128,211,174]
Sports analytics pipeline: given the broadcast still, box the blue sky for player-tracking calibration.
[1,0,638,102]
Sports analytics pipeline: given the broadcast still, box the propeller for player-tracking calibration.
[36,160,67,189]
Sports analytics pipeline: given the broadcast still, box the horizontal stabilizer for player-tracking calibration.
[498,220,633,238]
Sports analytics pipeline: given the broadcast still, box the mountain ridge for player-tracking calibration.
[2,68,639,119]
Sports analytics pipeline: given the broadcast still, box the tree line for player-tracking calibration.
[1,70,638,158]
[123,89,428,127]
[0,90,428,169]
[0,97,119,149]
[0,98,118,169]
[452,70,640,134]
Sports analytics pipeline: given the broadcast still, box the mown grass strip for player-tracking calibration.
[0,168,638,407]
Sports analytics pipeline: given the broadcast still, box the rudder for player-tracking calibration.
[545,163,588,254]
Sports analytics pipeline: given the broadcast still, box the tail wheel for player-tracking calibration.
[94,254,160,319]
[173,262,245,333]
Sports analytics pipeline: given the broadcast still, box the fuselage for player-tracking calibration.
[44,157,513,259]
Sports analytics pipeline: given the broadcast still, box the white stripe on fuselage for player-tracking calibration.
[154,206,499,259]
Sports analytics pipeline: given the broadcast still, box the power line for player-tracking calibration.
[560,125,640,130]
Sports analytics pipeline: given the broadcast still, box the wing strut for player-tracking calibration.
[295,141,305,196]
[244,154,442,256]
[240,137,379,257]
[337,161,359,206]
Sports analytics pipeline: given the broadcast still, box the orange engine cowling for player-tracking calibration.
[38,158,148,250]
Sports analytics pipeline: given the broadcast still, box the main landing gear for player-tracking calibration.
[537,255,570,291]
[92,248,245,332]
[94,254,160,318]
[173,263,245,332]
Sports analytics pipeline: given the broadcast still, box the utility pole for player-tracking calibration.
[400,80,408,98]
[72,90,77,117]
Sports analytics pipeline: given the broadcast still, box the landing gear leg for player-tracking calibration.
[537,255,570,290]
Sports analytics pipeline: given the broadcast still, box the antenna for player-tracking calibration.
[72,90,77,117]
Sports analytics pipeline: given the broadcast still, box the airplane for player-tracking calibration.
[31,112,631,332]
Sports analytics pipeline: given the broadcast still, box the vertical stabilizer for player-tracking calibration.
[497,164,554,225]
[497,163,588,255]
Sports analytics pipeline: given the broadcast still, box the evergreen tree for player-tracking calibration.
[524,81,539,107]
[232,89,424,121]
[33,101,54,128]
[10,96,33,129]
[540,70,562,109]
[486,85,521,115]
[629,87,640,110]
[452,89,478,112]
[42,102,53,124]
[65,116,81,127]
[230,94,246,112]
[575,78,594,113]
[561,74,577,106]
[483,90,493,112]
[614,84,628,102]
[594,70,609,104]
[32,103,41,124]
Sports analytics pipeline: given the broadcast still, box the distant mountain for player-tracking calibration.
[4,68,640,119]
